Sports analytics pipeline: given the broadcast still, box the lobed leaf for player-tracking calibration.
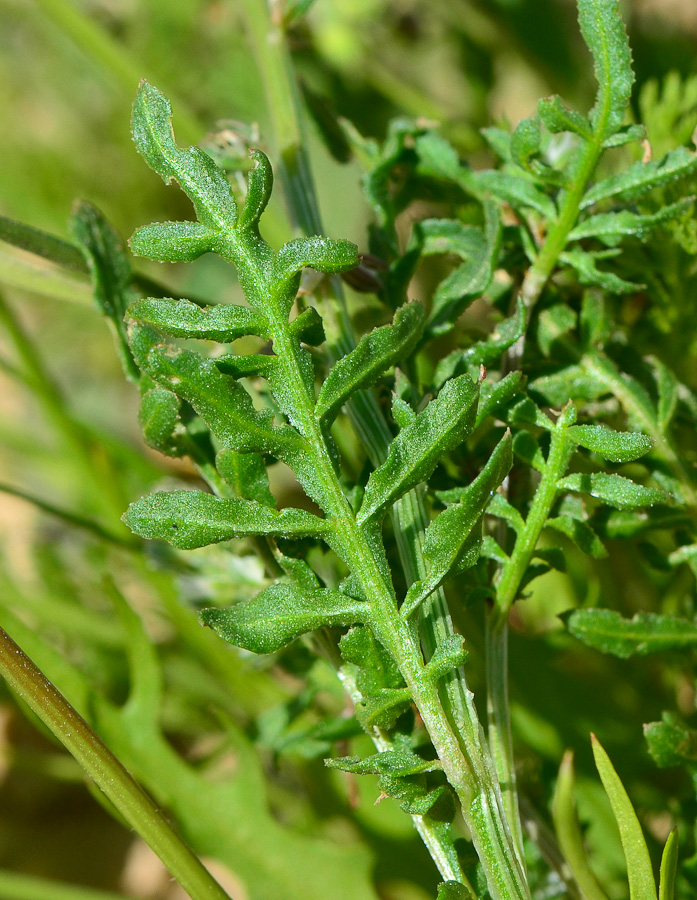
[568,200,694,242]
[469,170,557,219]
[578,0,634,141]
[435,300,527,387]
[357,373,479,523]
[201,583,367,654]
[591,735,657,900]
[128,297,269,341]
[401,433,512,616]
[425,200,502,339]
[215,448,276,507]
[133,339,299,457]
[581,147,697,208]
[129,221,214,262]
[558,472,669,509]
[538,95,592,138]
[123,490,328,549]
[424,635,469,683]
[602,124,645,149]
[138,388,184,457]
[273,237,359,291]
[327,749,440,777]
[355,689,413,728]
[419,219,483,259]
[475,371,525,429]
[316,302,424,425]
[70,200,140,382]
[238,149,273,232]
[132,81,238,231]
[545,515,607,559]
[566,425,653,462]
[561,248,645,294]
[645,715,697,769]
[436,882,473,900]
[510,114,542,173]
[566,608,697,658]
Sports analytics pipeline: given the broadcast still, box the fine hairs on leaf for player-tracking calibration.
[7,0,697,899]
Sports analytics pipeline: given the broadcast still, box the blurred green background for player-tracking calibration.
[2,1,697,899]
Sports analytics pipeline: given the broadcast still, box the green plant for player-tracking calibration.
[3,0,697,898]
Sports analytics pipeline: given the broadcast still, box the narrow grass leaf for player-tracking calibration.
[316,302,424,424]
[591,735,657,900]
[357,373,479,522]
[0,214,87,273]
[659,828,678,900]
[566,425,653,462]
[566,608,697,658]
[558,473,669,508]
[201,584,367,654]
[123,490,328,549]
[128,298,269,341]
[552,751,611,900]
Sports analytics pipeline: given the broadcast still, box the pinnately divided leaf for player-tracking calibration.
[315,302,425,425]
[357,373,479,523]
[566,608,697,658]
[201,583,368,654]
[591,736,658,900]
[401,433,513,617]
[123,490,329,549]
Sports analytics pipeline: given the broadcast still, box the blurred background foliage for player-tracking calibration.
[2,1,697,899]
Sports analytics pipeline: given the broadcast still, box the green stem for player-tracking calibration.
[485,619,525,871]
[494,420,572,629]
[255,293,528,899]
[520,129,606,312]
[236,1,489,885]
[485,415,574,873]
[0,626,233,900]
